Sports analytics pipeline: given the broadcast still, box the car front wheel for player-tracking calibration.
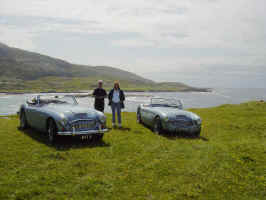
[47,119,58,144]
[95,133,103,141]
[153,117,162,134]
[137,111,142,124]
[20,111,28,129]
[194,127,201,137]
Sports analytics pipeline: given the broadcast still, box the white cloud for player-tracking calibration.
[0,0,266,87]
[1,0,265,50]
[112,39,156,48]
[0,25,36,50]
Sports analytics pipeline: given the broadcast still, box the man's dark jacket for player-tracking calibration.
[108,89,125,109]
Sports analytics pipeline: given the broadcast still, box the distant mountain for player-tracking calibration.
[0,42,153,83]
[0,42,208,92]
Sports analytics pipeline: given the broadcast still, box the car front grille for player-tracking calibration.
[74,113,88,119]
[71,120,97,131]
[173,115,193,127]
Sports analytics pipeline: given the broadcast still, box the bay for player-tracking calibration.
[0,88,266,115]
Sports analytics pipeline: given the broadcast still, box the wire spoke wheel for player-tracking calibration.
[48,120,57,144]
[137,111,142,124]
[92,134,103,142]
[20,111,28,129]
[153,117,162,134]
[194,127,201,137]
[97,133,104,141]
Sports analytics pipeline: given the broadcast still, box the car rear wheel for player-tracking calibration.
[153,117,162,134]
[20,111,28,129]
[137,111,142,124]
[47,119,58,144]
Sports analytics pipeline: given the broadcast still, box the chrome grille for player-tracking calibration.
[174,115,193,126]
[71,120,96,131]
[74,113,88,119]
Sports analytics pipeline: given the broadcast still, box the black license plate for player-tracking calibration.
[81,135,92,140]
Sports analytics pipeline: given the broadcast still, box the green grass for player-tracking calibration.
[0,102,265,199]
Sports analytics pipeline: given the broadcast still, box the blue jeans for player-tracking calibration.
[111,102,121,124]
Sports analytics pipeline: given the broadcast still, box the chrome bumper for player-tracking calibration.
[57,129,108,136]
[164,123,201,133]
[175,126,201,133]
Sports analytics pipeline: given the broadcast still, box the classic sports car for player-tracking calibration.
[19,95,108,143]
[137,98,201,136]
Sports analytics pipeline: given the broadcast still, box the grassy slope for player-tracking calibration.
[0,42,208,92]
[0,102,265,200]
[0,76,205,93]
[0,76,195,93]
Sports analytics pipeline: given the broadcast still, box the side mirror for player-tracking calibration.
[26,100,36,105]
[177,100,184,109]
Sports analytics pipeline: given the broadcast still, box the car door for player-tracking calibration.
[145,109,156,126]
[142,107,155,126]
[34,106,48,131]
[26,105,41,129]
[141,107,149,124]
[25,104,38,127]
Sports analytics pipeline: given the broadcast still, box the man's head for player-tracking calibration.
[98,80,103,88]
[114,81,120,90]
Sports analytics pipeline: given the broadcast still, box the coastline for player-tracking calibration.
[1,100,264,117]
[0,87,212,96]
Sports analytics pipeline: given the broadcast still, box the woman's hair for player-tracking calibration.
[114,81,120,89]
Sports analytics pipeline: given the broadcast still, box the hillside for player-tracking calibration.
[0,101,265,199]
[0,42,208,92]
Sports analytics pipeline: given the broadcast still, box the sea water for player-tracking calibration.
[0,88,266,115]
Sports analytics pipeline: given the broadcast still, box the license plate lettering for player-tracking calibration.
[81,135,92,140]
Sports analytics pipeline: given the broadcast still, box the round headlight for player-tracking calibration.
[196,118,201,125]
[60,118,68,126]
[99,115,106,123]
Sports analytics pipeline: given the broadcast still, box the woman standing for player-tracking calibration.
[108,81,125,128]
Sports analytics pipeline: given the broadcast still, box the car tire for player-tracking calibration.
[194,128,201,137]
[90,134,103,143]
[96,133,104,141]
[47,119,58,144]
[153,117,162,134]
[137,111,142,124]
[20,111,28,130]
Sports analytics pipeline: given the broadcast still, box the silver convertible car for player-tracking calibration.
[137,98,202,136]
[19,95,108,143]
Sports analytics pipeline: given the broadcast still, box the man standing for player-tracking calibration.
[92,80,107,112]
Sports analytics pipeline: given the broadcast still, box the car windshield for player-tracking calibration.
[151,98,183,108]
[38,95,77,105]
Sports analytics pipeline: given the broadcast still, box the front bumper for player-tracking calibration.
[163,122,201,133]
[57,128,108,136]
[174,126,201,133]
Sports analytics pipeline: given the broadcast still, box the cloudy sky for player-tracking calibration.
[1,0,266,88]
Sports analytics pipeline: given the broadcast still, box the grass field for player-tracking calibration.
[0,102,265,200]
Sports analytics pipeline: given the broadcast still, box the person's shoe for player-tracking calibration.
[118,123,122,128]
[112,123,116,127]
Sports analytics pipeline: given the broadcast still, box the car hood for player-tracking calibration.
[151,107,200,120]
[44,104,100,120]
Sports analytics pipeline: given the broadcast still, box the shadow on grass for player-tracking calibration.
[108,126,131,131]
[141,124,208,141]
[162,133,209,141]
[17,127,110,151]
